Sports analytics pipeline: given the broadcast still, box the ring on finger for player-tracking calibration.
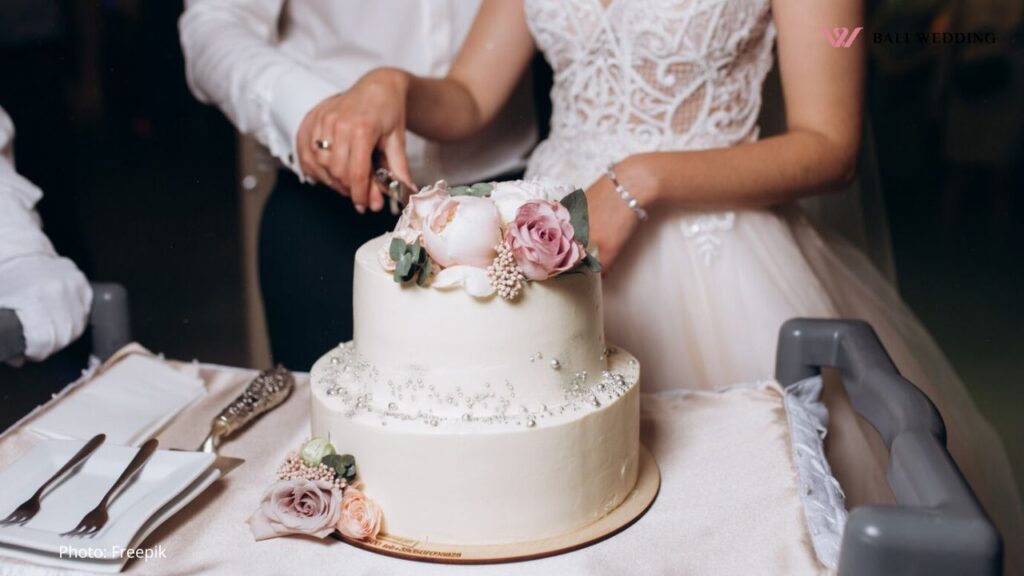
[314,138,332,151]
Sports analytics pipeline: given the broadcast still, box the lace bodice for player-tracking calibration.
[524,0,776,188]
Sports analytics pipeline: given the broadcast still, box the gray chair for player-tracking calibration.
[0,282,131,364]
[776,318,1002,576]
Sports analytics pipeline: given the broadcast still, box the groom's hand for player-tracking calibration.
[297,69,414,214]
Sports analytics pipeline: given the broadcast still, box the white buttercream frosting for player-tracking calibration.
[309,236,641,544]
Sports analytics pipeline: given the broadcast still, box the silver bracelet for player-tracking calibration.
[605,163,648,221]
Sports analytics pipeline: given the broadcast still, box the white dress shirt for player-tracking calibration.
[179,0,537,186]
[0,107,91,362]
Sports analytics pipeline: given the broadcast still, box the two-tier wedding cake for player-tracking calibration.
[309,178,641,545]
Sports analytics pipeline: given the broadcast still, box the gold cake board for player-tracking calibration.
[337,444,660,564]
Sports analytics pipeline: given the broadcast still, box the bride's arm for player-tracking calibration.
[590,0,864,265]
[307,0,534,212]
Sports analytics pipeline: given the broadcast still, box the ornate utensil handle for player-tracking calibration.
[199,366,295,453]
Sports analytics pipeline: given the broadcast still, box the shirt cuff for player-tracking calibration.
[269,68,339,182]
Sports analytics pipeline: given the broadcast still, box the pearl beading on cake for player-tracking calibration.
[316,342,637,428]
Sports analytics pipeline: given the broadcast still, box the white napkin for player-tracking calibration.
[25,355,206,445]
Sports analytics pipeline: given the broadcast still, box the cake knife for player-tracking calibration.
[168,366,296,477]
[372,150,416,215]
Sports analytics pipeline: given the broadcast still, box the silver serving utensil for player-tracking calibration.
[374,167,414,215]
[158,366,295,480]
[63,438,159,537]
[1,433,107,526]
[198,366,295,454]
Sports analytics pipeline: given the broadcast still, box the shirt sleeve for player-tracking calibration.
[179,0,339,180]
[0,108,92,363]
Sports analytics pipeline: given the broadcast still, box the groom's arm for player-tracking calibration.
[179,0,337,182]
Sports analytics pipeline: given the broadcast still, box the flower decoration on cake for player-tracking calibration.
[249,437,383,543]
[379,178,601,300]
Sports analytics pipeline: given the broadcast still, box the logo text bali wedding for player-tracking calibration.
[824,26,998,48]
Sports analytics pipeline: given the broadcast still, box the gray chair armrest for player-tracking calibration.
[0,308,26,363]
[775,318,1001,576]
[89,282,131,361]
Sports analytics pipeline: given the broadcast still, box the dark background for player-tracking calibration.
[1,1,1021,488]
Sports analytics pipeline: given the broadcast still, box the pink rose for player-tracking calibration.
[505,200,584,280]
[248,479,342,541]
[422,196,501,268]
[337,487,383,541]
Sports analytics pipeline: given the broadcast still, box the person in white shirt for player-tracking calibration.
[179,0,537,370]
[0,105,92,366]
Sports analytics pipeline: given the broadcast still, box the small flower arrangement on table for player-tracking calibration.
[248,438,382,542]
[377,178,602,300]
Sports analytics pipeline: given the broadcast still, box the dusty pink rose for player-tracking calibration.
[337,487,383,541]
[248,479,342,541]
[505,200,584,280]
[422,196,501,268]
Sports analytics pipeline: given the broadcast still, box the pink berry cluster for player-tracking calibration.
[276,451,347,491]
[487,242,526,300]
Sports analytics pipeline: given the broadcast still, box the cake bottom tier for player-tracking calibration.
[310,348,641,545]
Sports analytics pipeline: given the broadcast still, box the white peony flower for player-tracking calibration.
[490,178,574,226]
[422,196,501,268]
[432,265,496,298]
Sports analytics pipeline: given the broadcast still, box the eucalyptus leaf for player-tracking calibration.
[416,258,433,286]
[468,182,493,197]
[321,453,358,481]
[560,188,590,247]
[583,252,603,273]
[389,238,406,261]
[449,185,471,196]
[395,253,414,277]
[410,240,422,262]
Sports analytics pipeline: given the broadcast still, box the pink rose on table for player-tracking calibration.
[248,479,342,541]
[506,200,584,281]
[337,487,383,541]
[423,196,501,268]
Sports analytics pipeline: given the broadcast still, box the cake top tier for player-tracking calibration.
[376,178,602,301]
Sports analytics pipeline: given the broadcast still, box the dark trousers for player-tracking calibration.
[258,171,397,371]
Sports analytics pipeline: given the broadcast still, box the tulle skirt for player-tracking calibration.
[602,204,1022,573]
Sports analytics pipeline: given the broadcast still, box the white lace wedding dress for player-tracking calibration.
[522,0,1021,569]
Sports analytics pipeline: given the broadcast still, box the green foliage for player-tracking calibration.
[559,189,589,247]
[448,182,494,198]
[322,453,358,482]
[390,237,433,285]
[558,188,603,273]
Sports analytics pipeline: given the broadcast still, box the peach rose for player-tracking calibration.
[336,487,383,541]
[401,180,449,232]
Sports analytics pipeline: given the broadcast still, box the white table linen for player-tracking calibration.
[0,350,845,575]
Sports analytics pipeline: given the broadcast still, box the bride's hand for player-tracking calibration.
[584,158,656,270]
[297,68,414,213]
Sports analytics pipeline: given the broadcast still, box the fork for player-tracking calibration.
[1,433,107,526]
[63,437,159,538]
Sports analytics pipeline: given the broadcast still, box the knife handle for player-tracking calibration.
[200,366,294,452]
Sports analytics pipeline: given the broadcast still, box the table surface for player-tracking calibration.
[0,354,836,576]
